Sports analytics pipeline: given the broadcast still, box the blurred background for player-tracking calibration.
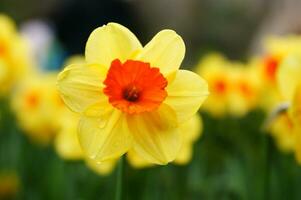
[1,0,301,199]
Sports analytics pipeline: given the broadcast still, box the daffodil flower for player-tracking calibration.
[196,53,259,117]
[57,23,208,165]
[0,14,32,95]
[12,73,63,145]
[276,52,301,163]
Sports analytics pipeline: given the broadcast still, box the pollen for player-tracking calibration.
[123,85,140,102]
[103,59,168,114]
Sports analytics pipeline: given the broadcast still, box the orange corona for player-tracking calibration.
[263,55,279,82]
[103,59,168,114]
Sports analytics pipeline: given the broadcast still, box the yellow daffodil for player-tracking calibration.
[227,63,260,117]
[57,23,208,165]
[250,57,283,112]
[277,54,301,101]
[291,86,301,164]
[276,52,301,161]
[265,35,301,60]
[196,53,230,117]
[127,114,203,168]
[0,14,33,95]
[269,112,296,153]
[196,53,259,117]
[11,73,63,145]
[261,35,301,87]
[253,36,301,112]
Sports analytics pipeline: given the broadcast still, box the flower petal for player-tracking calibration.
[57,63,107,113]
[164,70,209,122]
[174,144,193,165]
[126,150,153,168]
[85,158,117,176]
[179,114,203,143]
[78,108,133,162]
[136,30,185,77]
[277,54,301,100]
[127,104,181,165]
[54,116,83,160]
[85,23,142,66]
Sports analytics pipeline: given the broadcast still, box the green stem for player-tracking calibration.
[115,156,124,200]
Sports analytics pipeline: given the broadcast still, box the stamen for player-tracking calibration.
[123,85,140,102]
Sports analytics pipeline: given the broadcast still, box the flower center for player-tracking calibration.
[103,59,168,114]
[238,81,254,98]
[123,85,140,102]
[25,90,40,109]
[263,55,278,82]
[213,79,227,94]
[0,41,7,57]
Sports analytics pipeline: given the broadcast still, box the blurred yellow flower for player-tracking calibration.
[0,171,19,200]
[255,35,301,112]
[127,114,203,168]
[289,84,301,164]
[250,57,283,112]
[0,14,33,95]
[196,53,231,117]
[227,63,260,117]
[276,52,301,161]
[196,53,259,117]
[269,112,296,153]
[11,73,62,145]
[57,23,208,165]
[265,35,301,60]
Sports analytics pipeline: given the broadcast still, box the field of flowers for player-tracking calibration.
[1,1,301,199]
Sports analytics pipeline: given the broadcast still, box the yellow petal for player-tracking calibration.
[85,158,117,176]
[136,30,185,77]
[55,130,83,160]
[174,143,193,165]
[78,108,133,162]
[57,63,107,113]
[0,14,16,38]
[164,70,209,122]
[179,114,203,143]
[63,55,85,66]
[54,111,83,160]
[290,84,301,125]
[85,23,142,66]
[126,150,153,169]
[173,114,202,165]
[277,54,301,100]
[127,104,181,165]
